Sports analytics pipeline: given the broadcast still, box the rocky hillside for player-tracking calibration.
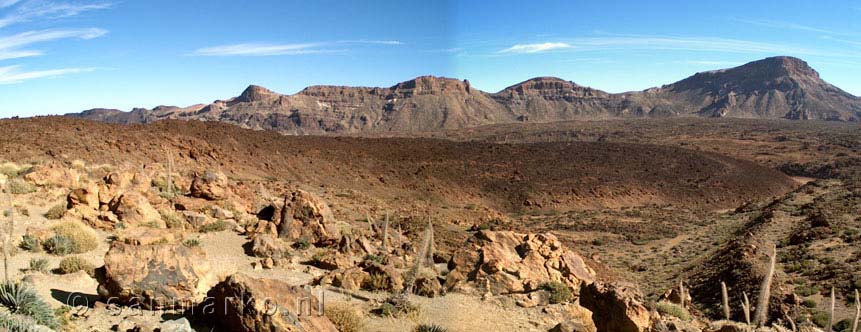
[65,56,861,134]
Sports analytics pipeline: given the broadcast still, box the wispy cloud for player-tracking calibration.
[337,39,403,45]
[499,42,573,54]
[681,60,743,67]
[0,65,95,84]
[0,0,21,8]
[734,18,854,36]
[0,1,111,28]
[0,28,107,60]
[191,43,336,56]
[192,39,403,56]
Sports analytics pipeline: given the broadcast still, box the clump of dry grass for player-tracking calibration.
[50,221,98,254]
[43,204,65,220]
[57,257,95,276]
[324,302,364,332]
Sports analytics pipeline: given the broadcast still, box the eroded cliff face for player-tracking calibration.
[67,57,861,134]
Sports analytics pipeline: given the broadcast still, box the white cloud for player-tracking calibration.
[338,39,403,45]
[0,65,95,84]
[192,39,403,56]
[0,0,21,8]
[499,42,573,54]
[0,28,107,60]
[0,1,111,28]
[734,18,850,36]
[191,43,334,56]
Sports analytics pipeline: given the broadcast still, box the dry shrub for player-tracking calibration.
[324,302,364,332]
[57,257,95,276]
[44,204,65,220]
[51,221,98,254]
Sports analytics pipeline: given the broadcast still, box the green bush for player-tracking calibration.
[0,282,59,328]
[6,179,34,195]
[362,272,391,292]
[18,235,40,252]
[27,259,49,274]
[324,302,364,332]
[796,284,820,297]
[43,235,72,256]
[199,220,230,233]
[414,324,448,332]
[655,301,691,321]
[182,239,200,247]
[802,298,818,308]
[160,211,185,229]
[811,310,830,328]
[51,221,99,254]
[43,205,65,220]
[541,281,573,304]
[57,257,95,276]
[0,310,55,332]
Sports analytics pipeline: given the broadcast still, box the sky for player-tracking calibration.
[1,0,860,117]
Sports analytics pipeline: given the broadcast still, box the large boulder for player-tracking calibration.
[580,282,651,332]
[276,190,340,244]
[23,163,80,187]
[445,231,595,295]
[189,171,229,200]
[67,182,100,210]
[96,242,217,310]
[196,274,338,332]
[109,192,164,227]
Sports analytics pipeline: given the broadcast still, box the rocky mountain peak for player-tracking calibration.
[236,85,277,103]
[736,56,819,80]
[391,76,472,96]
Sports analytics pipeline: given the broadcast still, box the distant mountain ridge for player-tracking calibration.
[66,56,861,134]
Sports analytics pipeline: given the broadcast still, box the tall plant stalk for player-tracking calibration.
[754,244,777,326]
[721,281,730,320]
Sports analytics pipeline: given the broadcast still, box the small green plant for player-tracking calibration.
[362,272,391,292]
[655,301,691,321]
[43,235,72,256]
[199,220,229,233]
[324,302,364,332]
[18,235,40,253]
[414,324,448,332]
[51,221,98,254]
[803,299,818,308]
[541,281,573,304]
[57,257,95,276]
[293,238,311,250]
[373,294,419,318]
[182,239,200,247]
[363,254,384,265]
[0,282,59,328]
[6,180,34,195]
[43,205,65,220]
[160,211,185,229]
[0,164,21,178]
[27,258,49,274]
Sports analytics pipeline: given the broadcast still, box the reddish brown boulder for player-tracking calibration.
[580,282,651,332]
[196,274,338,332]
[277,190,340,244]
[109,192,164,227]
[189,171,229,200]
[445,231,595,295]
[96,242,216,310]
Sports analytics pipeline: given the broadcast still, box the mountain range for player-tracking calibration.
[66,56,861,134]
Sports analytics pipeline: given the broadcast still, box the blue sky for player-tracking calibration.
[1,0,860,117]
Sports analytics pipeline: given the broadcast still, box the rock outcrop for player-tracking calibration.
[580,282,651,332]
[189,171,229,200]
[67,57,861,134]
[445,231,595,295]
[196,274,338,332]
[96,242,217,310]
